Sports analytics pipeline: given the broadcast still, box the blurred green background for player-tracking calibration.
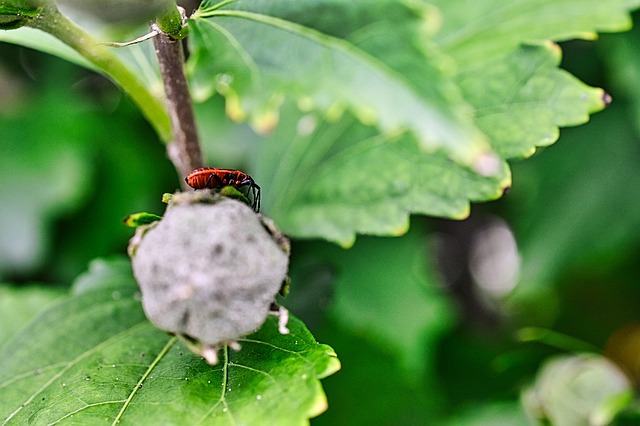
[2,9,640,426]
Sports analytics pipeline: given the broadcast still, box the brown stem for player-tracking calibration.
[153,26,203,186]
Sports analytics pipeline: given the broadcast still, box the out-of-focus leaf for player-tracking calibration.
[0,61,174,281]
[49,100,174,283]
[0,25,164,98]
[432,0,640,67]
[0,26,94,69]
[327,226,453,376]
[0,75,93,277]
[291,224,454,378]
[0,258,339,425]
[443,402,528,426]
[71,256,134,295]
[311,318,440,426]
[55,0,172,25]
[254,103,509,246]
[507,106,640,292]
[188,0,491,166]
[458,43,609,159]
[0,284,63,346]
[521,354,633,426]
[603,23,640,133]
[0,0,42,30]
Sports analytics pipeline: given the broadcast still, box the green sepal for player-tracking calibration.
[219,185,251,206]
[123,212,163,227]
[161,192,174,204]
[278,276,291,297]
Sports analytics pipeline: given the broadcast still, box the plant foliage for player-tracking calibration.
[1,0,640,424]
[0,259,338,425]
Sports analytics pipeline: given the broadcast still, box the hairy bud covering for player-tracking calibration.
[130,193,289,362]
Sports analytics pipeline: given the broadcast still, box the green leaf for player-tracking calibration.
[0,63,173,281]
[0,26,94,69]
[0,25,165,104]
[508,106,640,292]
[71,257,137,295]
[254,103,509,245]
[458,42,609,159]
[431,0,637,162]
[0,5,171,143]
[0,77,93,277]
[0,0,42,30]
[0,258,339,425]
[432,0,640,67]
[188,0,634,244]
[330,226,454,380]
[322,224,454,377]
[443,402,528,426]
[123,212,163,228]
[311,319,441,425]
[604,23,640,133]
[430,0,638,160]
[188,0,492,166]
[0,285,63,347]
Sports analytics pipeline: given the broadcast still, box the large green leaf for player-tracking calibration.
[252,42,608,243]
[431,0,640,67]
[188,0,491,166]
[0,258,339,425]
[458,43,608,159]
[433,0,637,159]
[189,0,635,244]
[0,284,63,347]
[254,103,509,246]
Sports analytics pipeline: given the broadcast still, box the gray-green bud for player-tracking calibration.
[130,193,290,364]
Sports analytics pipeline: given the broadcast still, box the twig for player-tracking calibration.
[152,7,203,185]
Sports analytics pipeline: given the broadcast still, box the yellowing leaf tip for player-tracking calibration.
[225,90,246,122]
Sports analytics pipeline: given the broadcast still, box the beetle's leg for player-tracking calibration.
[249,185,256,211]
[247,181,256,211]
[252,183,261,212]
[204,173,220,189]
[204,173,214,187]
[210,173,225,188]
[239,179,257,211]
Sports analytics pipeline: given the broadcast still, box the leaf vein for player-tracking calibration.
[110,335,177,426]
[2,321,150,426]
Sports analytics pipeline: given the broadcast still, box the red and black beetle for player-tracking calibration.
[185,167,261,212]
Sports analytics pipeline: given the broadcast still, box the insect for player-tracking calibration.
[185,167,261,212]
